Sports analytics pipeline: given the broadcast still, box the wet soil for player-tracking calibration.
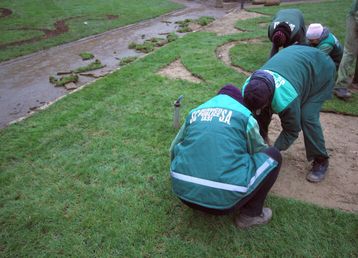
[157,59,203,83]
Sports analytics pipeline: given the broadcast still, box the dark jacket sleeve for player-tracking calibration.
[274,99,301,151]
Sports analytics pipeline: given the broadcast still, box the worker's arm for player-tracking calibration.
[270,44,279,58]
[169,123,186,161]
[317,42,333,55]
[246,116,268,155]
[274,100,301,151]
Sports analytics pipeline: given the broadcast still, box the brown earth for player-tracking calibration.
[158,8,358,213]
[0,8,12,18]
[157,59,203,83]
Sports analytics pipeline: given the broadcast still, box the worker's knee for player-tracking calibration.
[262,146,282,166]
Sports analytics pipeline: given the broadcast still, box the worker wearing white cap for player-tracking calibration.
[306,23,343,70]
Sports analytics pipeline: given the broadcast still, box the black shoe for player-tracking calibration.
[333,88,352,100]
[306,158,329,183]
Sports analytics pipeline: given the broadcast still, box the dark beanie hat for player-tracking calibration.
[243,70,275,111]
[272,22,291,47]
[272,31,287,47]
[218,84,243,104]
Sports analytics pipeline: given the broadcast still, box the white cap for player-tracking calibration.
[306,23,324,40]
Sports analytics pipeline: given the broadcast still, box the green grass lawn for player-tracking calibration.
[0,0,183,62]
[1,0,357,257]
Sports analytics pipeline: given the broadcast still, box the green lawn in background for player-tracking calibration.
[1,0,357,257]
[0,0,183,62]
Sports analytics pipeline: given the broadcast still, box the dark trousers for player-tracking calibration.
[254,106,273,141]
[181,147,282,217]
[353,54,358,84]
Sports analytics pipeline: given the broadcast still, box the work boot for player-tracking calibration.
[349,82,358,93]
[306,158,329,183]
[333,87,352,100]
[235,207,272,229]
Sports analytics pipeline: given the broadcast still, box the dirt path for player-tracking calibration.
[269,114,358,212]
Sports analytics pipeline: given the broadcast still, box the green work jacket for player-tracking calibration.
[170,94,277,209]
[268,9,306,45]
[316,30,343,66]
[243,45,335,151]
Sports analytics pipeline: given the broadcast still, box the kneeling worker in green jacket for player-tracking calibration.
[242,45,335,183]
[170,85,282,229]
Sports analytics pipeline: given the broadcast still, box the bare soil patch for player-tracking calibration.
[269,114,358,212]
[157,59,203,83]
[0,8,12,18]
[106,14,119,20]
[201,9,265,35]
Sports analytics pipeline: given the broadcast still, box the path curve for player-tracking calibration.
[216,39,263,76]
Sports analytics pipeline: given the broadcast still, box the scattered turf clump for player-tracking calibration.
[119,56,138,66]
[145,37,167,47]
[196,16,215,26]
[175,19,193,33]
[167,32,179,42]
[135,41,155,53]
[145,37,162,43]
[128,35,177,54]
[73,59,105,73]
[49,74,79,87]
[128,41,155,53]
[175,18,192,27]
[79,52,94,60]
[175,16,215,33]
[128,42,137,49]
